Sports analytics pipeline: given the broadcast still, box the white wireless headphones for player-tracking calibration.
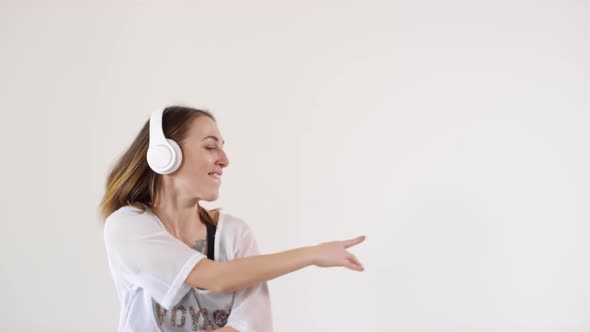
[146,109,183,175]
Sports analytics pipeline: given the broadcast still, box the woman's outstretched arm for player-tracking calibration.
[186,236,366,293]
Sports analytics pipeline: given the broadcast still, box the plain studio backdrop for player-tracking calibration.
[1,1,589,331]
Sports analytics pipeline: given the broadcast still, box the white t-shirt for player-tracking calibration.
[103,205,273,332]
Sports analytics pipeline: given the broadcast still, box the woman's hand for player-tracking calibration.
[310,235,366,271]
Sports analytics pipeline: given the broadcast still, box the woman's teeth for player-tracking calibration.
[209,173,220,179]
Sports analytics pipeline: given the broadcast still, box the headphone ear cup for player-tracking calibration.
[146,139,183,175]
[165,139,183,173]
[147,143,170,174]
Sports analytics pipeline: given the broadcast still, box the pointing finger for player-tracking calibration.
[344,235,366,249]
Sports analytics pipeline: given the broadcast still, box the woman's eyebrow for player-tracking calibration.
[202,136,225,145]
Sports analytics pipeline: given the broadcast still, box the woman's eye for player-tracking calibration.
[205,147,217,151]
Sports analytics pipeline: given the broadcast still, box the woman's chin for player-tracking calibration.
[202,192,219,202]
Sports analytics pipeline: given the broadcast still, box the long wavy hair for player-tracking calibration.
[98,105,221,226]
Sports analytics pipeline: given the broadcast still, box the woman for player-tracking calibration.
[100,105,365,332]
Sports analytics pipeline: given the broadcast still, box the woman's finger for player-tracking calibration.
[343,235,366,249]
[347,253,363,268]
[345,259,364,271]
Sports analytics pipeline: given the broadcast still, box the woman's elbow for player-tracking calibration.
[186,259,227,292]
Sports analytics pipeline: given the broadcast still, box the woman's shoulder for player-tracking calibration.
[218,211,253,234]
[104,205,156,235]
[106,205,151,222]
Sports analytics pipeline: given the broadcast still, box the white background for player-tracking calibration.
[1,1,589,331]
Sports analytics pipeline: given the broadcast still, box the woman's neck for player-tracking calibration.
[151,203,203,239]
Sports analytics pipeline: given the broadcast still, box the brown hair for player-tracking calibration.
[98,105,221,225]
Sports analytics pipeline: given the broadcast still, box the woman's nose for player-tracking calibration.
[218,151,230,168]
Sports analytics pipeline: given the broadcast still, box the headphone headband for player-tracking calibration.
[149,109,167,146]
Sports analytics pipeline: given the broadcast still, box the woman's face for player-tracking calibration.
[173,116,229,202]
